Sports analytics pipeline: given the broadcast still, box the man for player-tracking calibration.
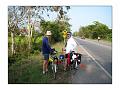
[98,36,101,42]
[64,32,77,71]
[41,31,52,74]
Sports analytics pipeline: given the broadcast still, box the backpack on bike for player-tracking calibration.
[76,53,82,64]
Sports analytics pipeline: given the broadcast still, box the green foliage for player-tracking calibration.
[8,42,70,83]
[8,20,71,65]
[8,6,71,70]
[78,21,112,40]
[73,31,79,36]
[32,36,42,52]
[8,36,33,65]
[40,20,71,43]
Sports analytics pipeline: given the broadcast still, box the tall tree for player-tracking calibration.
[8,6,70,55]
[78,21,112,40]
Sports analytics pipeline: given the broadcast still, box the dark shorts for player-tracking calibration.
[43,54,49,60]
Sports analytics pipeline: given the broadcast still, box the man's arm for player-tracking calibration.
[45,38,51,53]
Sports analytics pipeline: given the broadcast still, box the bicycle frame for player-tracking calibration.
[48,50,65,79]
[48,50,58,79]
[65,51,82,70]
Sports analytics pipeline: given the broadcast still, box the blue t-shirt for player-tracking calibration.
[42,36,51,54]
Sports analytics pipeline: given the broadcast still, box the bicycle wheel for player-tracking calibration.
[52,63,57,79]
[73,60,76,69]
[75,61,78,68]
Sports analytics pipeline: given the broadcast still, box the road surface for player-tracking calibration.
[69,37,112,84]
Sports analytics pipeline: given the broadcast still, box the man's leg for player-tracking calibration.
[45,54,49,72]
[98,39,100,42]
[45,60,48,72]
[43,60,46,74]
[43,54,48,74]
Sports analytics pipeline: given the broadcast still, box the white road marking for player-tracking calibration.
[74,37,112,79]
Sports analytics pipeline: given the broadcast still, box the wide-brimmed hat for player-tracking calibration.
[46,31,52,36]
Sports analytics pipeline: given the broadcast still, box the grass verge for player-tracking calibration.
[8,42,71,84]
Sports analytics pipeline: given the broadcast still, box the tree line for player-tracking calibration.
[73,21,112,41]
[8,6,71,65]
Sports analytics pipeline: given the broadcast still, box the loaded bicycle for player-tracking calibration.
[48,48,65,79]
[48,48,82,79]
[65,50,82,70]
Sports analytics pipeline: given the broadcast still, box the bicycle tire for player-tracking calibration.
[53,64,57,79]
[75,60,78,68]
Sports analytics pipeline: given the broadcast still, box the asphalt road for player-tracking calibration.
[69,37,112,84]
[75,37,112,75]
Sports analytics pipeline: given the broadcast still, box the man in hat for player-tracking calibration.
[41,31,52,74]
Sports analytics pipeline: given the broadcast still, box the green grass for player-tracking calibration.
[52,41,65,52]
[8,42,70,84]
[8,54,54,84]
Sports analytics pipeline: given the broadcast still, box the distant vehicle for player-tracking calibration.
[81,36,85,39]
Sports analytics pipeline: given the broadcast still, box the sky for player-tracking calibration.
[68,6,112,33]
[20,6,112,33]
[44,6,112,33]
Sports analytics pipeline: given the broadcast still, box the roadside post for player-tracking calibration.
[62,30,67,44]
